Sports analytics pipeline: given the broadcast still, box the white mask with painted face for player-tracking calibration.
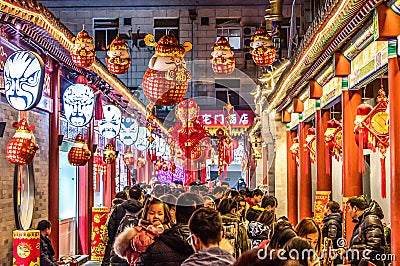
[98,105,122,139]
[119,117,139,145]
[63,84,95,127]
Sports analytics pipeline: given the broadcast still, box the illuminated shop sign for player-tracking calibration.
[3,51,45,111]
[289,113,299,129]
[119,117,139,145]
[98,105,122,139]
[321,77,341,108]
[63,83,95,127]
[198,110,254,127]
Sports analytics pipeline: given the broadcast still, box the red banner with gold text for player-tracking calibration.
[314,191,331,226]
[91,207,108,261]
[13,230,40,266]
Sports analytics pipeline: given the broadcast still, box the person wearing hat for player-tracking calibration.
[37,220,58,266]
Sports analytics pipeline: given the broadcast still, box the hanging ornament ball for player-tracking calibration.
[250,27,276,66]
[103,143,117,164]
[68,134,92,166]
[355,103,373,148]
[142,34,192,106]
[123,148,135,166]
[215,128,225,139]
[6,118,39,165]
[71,29,96,68]
[106,36,131,74]
[175,98,200,123]
[210,37,235,75]
[137,155,146,168]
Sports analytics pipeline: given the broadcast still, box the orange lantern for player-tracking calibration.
[68,134,92,166]
[106,36,131,74]
[250,27,276,66]
[143,34,192,106]
[210,37,235,75]
[71,29,96,68]
[6,118,39,165]
[103,143,117,164]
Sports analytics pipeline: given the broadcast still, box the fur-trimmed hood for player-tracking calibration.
[113,227,138,260]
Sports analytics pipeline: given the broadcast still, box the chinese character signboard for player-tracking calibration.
[198,110,254,128]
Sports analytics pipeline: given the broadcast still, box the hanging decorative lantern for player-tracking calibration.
[94,153,107,174]
[210,37,235,75]
[250,27,276,66]
[289,136,299,166]
[68,134,91,166]
[6,118,39,165]
[305,128,316,163]
[354,103,373,149]
[123,147,135,167]
[103,143,117,164]
[143,33,192,106]
[71,28,96,68]
[136,155,146,168]
[106,36,131,74]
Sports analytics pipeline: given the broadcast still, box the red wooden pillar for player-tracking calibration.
[287,128,298,225]
[49,62,60,258]
[316,105,332,191]
[298,117,312,219]
[342,84,362,242]
[388,38,400,265]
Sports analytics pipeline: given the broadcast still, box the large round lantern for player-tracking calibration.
[106,36,131,74]
[71,29,96,68]
[354,103,373,149]
[142,34,192,106]
[6,119,39,165]
[103,143,117,164]
[210,37,235,75]
[250,27,276,66]
[68,134,91,166]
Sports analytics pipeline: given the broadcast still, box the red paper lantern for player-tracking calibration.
[210,37,235,75]
[68,134,92,166]
[103,143,117,164]
[354,103,373,149]
[6,118,39,165]
[106,36,131,74]
[250,27,276,66]
[71,29,96,68]
[142,34,192,106]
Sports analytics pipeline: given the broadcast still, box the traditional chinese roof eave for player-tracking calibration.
[0,0,168,134]
[267,0,383,113]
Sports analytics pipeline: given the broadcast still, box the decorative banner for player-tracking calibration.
[91,207,108,261]
[313,191,331,226]
[98,105,122,139]
[198,110,254,128]
[13,230,40,266]
[303,98,316,120]
[4,51,45,111]
[119,117,139,145]
[288,113,299,130]
[134,127,150,151]
[321,77,341,108]
[63,83,95,127]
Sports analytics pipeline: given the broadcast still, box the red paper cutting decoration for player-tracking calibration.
[250,27,276,66]
[68,134,92,166]
[6,118,39,165]
[106,36,131,74]
[71,28,96,68]
[103,143,117,164]
[142,34,192,106]
[210,37,235,75]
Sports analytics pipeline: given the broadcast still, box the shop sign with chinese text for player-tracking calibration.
[198,110,254,128]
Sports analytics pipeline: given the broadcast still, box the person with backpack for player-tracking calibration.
[217,198,250,258]
[103,186,144,265]
[247,210,275,249]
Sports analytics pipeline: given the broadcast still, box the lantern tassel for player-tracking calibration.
[381,157,387,198]
[359,131,365,174]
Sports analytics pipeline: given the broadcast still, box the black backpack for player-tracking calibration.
[116,209,140,236]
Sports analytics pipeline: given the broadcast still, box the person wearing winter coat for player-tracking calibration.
[37,220,58,266]
[181,208,236,266]
[347,196,385,266]
[247,210,275,249]
[322,201,342,248]
[137,193,204,266]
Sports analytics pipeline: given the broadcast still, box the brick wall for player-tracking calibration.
[0,96,50,264]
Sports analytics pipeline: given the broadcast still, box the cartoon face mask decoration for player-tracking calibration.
[175,98,200,124]
[119,117,139,145]
[71,29,96,68]
[249,27,276,66]
[106,36,131,74]
[63,84,95,127]
[4,51,45,111]
[134,127,150,151]
[98,105,122,139]
[210,37,235,75]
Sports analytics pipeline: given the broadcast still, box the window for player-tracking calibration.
[123,18,132,26]
[154,18,179,42]
[216,27,241,50]
[93,18,119,51]
[215,90,239,106]
[201,17,209,26]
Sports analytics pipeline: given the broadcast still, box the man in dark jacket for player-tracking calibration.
[322,200,342,248]
[137,193,204,266]
[348,197,385,266]
[37,220,58,266]
[102,186,144,265]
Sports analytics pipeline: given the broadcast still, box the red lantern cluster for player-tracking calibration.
[6,118,39,165]
[68,134,92,166]
[71,29,96,68]
[210,37,235,75]
[94,153,107,174]
[106,36,131,74]
[142,34,192,106]
[250,27,276,66]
